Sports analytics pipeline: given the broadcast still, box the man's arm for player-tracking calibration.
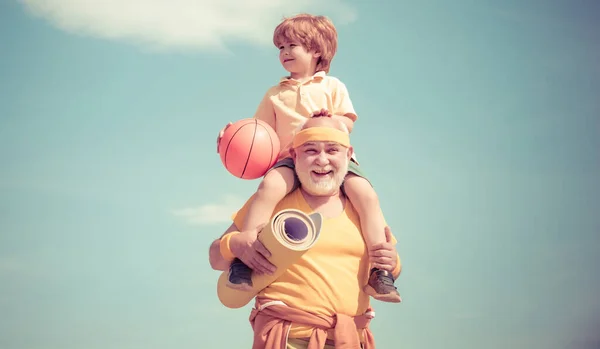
[208,222,238,271]
[392,253,402,279]
[369,226,402,279]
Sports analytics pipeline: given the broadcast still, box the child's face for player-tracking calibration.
[278,40,319,77]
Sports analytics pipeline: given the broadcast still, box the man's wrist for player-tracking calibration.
[219,231,240,261]
[391,254,402,278]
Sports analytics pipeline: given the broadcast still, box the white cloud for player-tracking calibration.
[172,194,245,225]
[19,0,358,51]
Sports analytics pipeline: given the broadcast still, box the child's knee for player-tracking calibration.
[258,173,281,193]
[345,175,379,204]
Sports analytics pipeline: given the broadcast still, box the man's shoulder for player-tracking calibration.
[341,197,360,224]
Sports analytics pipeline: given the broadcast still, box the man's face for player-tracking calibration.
[293,140,351,196]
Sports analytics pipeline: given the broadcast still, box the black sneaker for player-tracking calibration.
[226,258,253,291]
[364,268,402,303]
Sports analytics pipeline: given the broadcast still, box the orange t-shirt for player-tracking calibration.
[232,190,400,339]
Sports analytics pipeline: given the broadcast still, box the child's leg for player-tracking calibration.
[344,174,386,249]
[344,173,401,303]
[227,163,297,291]
[242,166,297,232]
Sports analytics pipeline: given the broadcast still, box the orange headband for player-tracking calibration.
[292,127,351,148]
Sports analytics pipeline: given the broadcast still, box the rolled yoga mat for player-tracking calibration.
[217,208,323,309]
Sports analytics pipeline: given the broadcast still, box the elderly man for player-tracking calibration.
[208,117,402,349]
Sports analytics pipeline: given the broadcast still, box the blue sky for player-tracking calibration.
[1,0,599,348]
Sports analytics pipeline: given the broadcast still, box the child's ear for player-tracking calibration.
[312,51,321,58]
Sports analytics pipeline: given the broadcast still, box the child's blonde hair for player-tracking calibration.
[273,13,338,73]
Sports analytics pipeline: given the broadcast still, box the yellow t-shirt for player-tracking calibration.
[252,71,357,161]
[232,189,399,339]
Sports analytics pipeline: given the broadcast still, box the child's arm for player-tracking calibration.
[332,79,357,132]
[217,90,276,153]
[312,108,355,133]
[252,89,276,129]
[332,114,355,133]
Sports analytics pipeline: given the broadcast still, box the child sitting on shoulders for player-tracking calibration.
[217,13,400,303]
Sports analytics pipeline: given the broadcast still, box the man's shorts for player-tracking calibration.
[269,157,370,193]
[286,338,365,349]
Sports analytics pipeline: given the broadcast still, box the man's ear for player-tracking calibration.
[289,148,297,162]
[312,51,321,58]
[347,146,354,160]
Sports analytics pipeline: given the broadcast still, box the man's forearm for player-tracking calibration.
[209,238,230,271]
[208,223,238,271]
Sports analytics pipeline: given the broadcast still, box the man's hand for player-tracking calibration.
[216,122,233,153]
[312,108,332,118]
[229,223,276,275]
[368,226,397,272]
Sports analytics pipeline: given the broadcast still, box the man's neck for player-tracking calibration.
[300,188,346,218]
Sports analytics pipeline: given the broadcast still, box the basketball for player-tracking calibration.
[218,119,281,180]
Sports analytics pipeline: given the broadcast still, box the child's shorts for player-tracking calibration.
[268,157,371,193]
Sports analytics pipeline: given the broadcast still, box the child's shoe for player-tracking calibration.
[364,268,402,303]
